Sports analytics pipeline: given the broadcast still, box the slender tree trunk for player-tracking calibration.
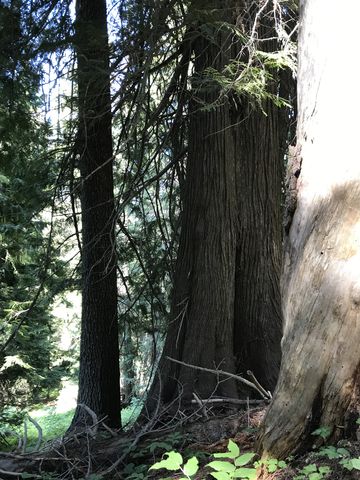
[258,0,360,458]
[71,0,121,428]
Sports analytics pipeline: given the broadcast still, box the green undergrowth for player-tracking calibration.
[147,434,360,480]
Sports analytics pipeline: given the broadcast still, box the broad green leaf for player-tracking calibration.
[320,446,340,459]
[228,440,240,459]
[207,461,236,473]
[302,464,318,474]
[319,466,331,474]
[214,440,240,459]
[267,461,278,473]
[233,467,257,479]
[278,460,287,469]
[210,472,231,480]
[183,457,199,476]
[339,459,353,471]
[351,458,360,470]
[337,448,350,457]
[308,473,321,480]
[356,418,360,425]
[235,453,255,467]
[149,451,183,471]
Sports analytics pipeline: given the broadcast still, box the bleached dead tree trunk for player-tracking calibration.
[258,0,360,458]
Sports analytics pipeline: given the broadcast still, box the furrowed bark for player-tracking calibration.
[71,0,121,429]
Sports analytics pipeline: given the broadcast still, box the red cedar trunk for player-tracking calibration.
[145,2,284,412]
[147,15,239,408]
[71,0,121,428]
[258,0,360,458]
[233,102,283,393]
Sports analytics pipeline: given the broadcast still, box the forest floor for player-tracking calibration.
[144,407,360,480]
[1,400,360,479]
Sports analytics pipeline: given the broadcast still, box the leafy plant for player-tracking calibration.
[122,462,148,480]
[149,440,258,480]
[150,451,199,479]
[311,426,331,441]
[254,457,287,473]
[207,440,257,480]
[340,457,360,471]
[316,445,350,460]
[294,463,331,480]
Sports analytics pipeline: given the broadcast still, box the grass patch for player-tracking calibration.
[29,407,75,444]
[1,401,142,451]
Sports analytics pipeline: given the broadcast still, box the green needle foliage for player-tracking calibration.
[0,0,70,426]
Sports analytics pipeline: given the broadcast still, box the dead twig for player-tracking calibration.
[78,403,99,438]
[0,468,42,478]
[101,422,118,437]
[193,393,208,418]
[28,416,43,451]
[247,370,272,399]
[166,357,272,400]
[190,397,265,406]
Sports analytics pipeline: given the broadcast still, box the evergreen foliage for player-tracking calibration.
[0,0,70,424]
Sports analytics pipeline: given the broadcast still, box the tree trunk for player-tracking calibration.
[145,1,284,413]
[258,0,360,458]
[147,12,239,408]
[233,101,283,393]
[232,11,285,390]
[71,0,121,428]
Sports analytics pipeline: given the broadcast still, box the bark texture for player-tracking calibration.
[233,102,283,392]
[71,0,121,428]
[258,0,360,458]
[148,9,239,407]
[145,1,284,412]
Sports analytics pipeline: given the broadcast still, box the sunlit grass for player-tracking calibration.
[1,401,142,451]
[25,407,75,447]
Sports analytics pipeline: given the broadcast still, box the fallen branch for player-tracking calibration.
[193,393,208,418]
[166,357,272,400]
[247,370,272,400]
[0,468,42,478]
[190,397,265,406]
[78,403,99,438]
[28,416,43,451]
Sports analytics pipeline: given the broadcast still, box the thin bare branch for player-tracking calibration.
[166,356,272,400]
